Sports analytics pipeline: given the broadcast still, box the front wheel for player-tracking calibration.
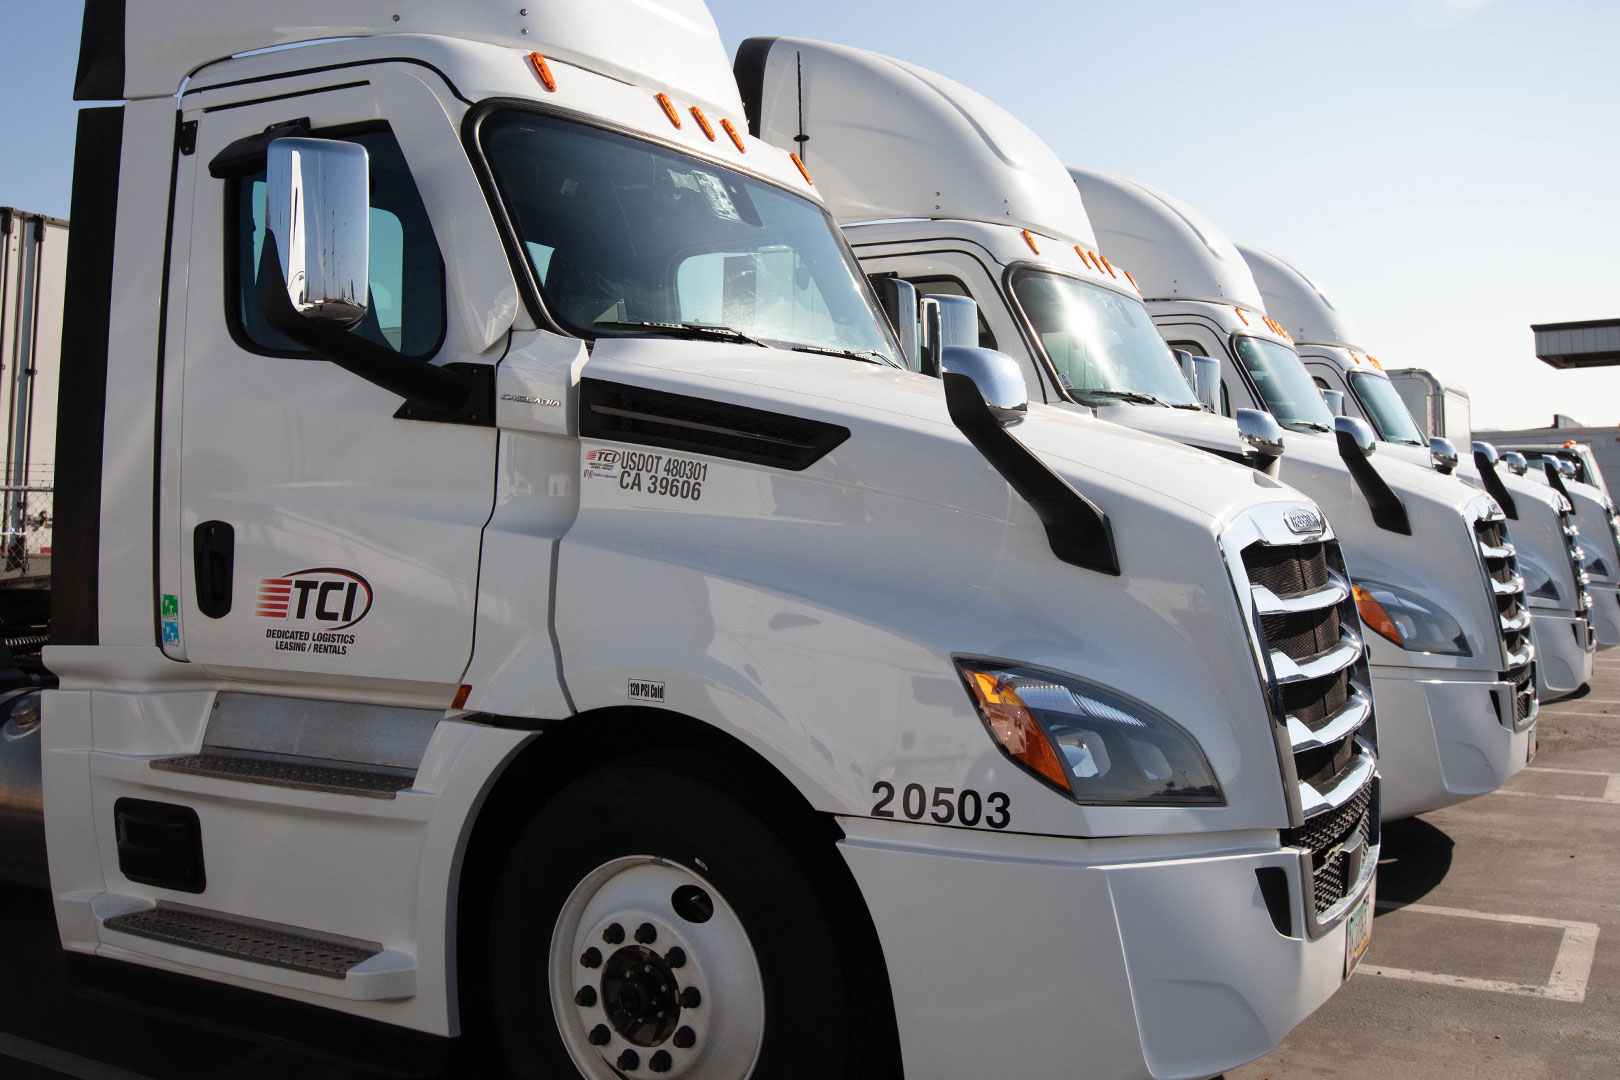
[488,755,896,1079]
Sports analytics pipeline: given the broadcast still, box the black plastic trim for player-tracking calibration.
[53,107,124,647]
[1255,866,1293,937]
[943,372,1120,575]
[579,378,848,471]
[209,118,311,179]
[73,0,125,101]
[192,521,235,619]
[1544,458,1575,506]
[202,81,367,116]
[733,36,778,137]
[114,798,205,893]
[151,110,186,645]
[1337,433,1411,535]
[184,56,474,108]
[1476,451,1519,520]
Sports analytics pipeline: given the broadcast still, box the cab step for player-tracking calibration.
[103,903,380,978]
[150,750,415,798]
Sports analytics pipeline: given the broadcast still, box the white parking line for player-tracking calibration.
[1366,902,1600,1002]
[1495,766,1620,804]
[0,1032,157,1080]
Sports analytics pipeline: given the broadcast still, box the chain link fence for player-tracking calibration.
[0,485,52,578]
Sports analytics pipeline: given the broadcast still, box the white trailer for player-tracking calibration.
[0,3,1375,1078]
[1241,245,1596,699]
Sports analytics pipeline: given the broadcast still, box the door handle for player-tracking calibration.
[193,521,235,618]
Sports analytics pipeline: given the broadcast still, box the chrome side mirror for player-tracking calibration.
[265,137,370,329]
[940,346,1027,427]
[1557,459,1578,480]
[1235,408,1285,461]
[1190,354,1222,413]
[1430,436,1459,474]
[919,294,979,377]
[1472,440,1499,467]
[1335,415,1377,458]
[871,276,919,371]
[1501,451,1528,476]
[1321,389,1346,417]
[1173,348,1197,389]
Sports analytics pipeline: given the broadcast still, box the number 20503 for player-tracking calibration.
[871,782,1010,829]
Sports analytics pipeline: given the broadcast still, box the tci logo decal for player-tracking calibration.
[256,568,373,630]
[1285,506,1326,535]
[586,449,620,466]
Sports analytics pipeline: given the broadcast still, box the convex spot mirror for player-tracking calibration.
[919,294,979,376]
[265,137,370,330]
[1335,415,1378,458]
[940,345,1027,426]
[1501,451,1529,476]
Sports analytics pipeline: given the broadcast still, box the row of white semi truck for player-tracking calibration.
[0,3,1613,1078]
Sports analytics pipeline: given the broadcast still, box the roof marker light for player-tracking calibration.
[1097,253,1118,278]
[689,106,716,141]
[527,52,557,92]
[1367,354,1383,370]
[1348,350,1359,363]
[720,118,747,153]
[1022,229,1041,254]
[1235,307,1250,326]
[1124,269,1140,292]
[656,92,682,129]
[790,152,814,185]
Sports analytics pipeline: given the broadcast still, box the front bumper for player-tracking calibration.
[1529,608,1595,699]
[839,817,1375,1080]
[1372,664,1534,821]
[1590,581,1620,649]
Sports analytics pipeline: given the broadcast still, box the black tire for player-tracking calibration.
[488,752,899,1079]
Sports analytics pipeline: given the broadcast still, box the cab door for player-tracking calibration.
[161,77,500,693]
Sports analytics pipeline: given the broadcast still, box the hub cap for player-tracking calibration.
[550,857,764,1078]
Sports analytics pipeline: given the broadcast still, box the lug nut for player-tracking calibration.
[678,987,701,1009]
[575,986,597,1007]
[673,1026,696,1049]
[664,946,686,968]
[588,1024,611,1046]
[580,947,602,969]
[649,1050,673,1073]
[617,1049,640,1071]
[603,923,625,944]
[635,922,658,944]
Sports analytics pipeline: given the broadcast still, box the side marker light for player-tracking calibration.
[790,152,814,185]
[689,106,716,141]
[527,53,557,92]
[1022,229,1040,254]
[1354,585,1401,645]
[720,118,747,152]
[656,92,682,129]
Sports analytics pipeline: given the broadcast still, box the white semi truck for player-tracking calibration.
[1391,369,1620,648]
[736,37,1532,826]
[1238,245,1595,700]
[0,3,1382,1078]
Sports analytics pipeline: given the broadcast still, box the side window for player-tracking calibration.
[903,275,998,351]
[231,129,445,358]
[1311,375,1330,390]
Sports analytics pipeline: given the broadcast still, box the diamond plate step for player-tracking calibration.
[103,904,380,978]
[150,751,414,798]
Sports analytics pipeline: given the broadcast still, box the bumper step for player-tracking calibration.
[103,903,380,978]
[150,751,414,798]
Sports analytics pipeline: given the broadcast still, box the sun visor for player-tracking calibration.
[1237,244,1363,350]
[1070,168,1264,311]
[76,0,744,116]
[737,37,1095,247]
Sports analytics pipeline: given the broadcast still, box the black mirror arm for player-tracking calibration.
[1474,451,1518,520]
[259,234,476,417]
[1337,429,1412,535]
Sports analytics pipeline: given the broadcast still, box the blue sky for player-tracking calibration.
[5,0,1618,430]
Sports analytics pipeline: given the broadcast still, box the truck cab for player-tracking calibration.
[1239,245,1595,700]
[23,4,1383,1078]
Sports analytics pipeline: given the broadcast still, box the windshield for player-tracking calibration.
[1231,336,1336,432]
[479,109,901,363]
[1010,270,1199,407]
[1349,371,1425,445]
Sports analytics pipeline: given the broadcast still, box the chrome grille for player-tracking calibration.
[1473,509,1532,666]
[1281,779,1375,917]
[1557,505,1592,614]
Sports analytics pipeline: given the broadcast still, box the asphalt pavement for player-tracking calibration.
[4,656,1618,1079]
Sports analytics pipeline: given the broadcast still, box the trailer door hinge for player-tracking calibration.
[179,120,198,156]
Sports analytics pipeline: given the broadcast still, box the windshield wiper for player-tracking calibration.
[1283,420,1332,433]
[787,345,897,367]
[1084,389,1173,408]
[593,320,767,347]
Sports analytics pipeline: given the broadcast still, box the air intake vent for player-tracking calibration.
[579,379,849,471]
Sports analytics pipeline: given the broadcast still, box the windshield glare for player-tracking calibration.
[1011,270,1199,406]
[480,110,901,363]
[1232,336,1336,431]
[1349,370,1425,445]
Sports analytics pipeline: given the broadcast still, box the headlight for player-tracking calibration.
[1353,581,1471,655]
[1516,553,1559,601]
[955,659,1223,806]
